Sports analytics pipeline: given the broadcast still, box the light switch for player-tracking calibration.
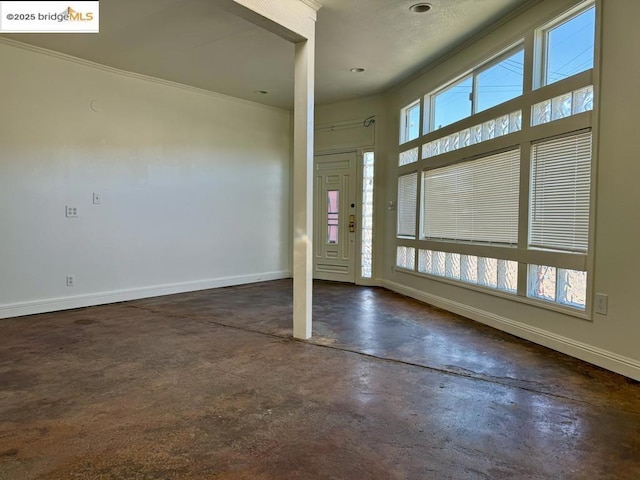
[595,293,608,315]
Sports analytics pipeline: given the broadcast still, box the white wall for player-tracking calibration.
[0,41,292,317]
[317,0,640,380]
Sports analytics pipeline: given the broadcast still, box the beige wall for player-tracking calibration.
[316,0,640,380]
[593,0,640,365]
[0,41,292,317]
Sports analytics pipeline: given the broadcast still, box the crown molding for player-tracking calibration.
[299,0,322,11]
[0,37,290,113]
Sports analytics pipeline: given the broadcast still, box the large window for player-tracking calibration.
[400,100,420,144]
[431,76,473,132]
[422,149,520,245]
[540,5,596,87]
[476,49,524,113]
[426,45,524,133]
[396,1,596,314]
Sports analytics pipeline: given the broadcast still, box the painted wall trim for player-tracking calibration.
[0,37,287,114]
[298,0,322,11]
[0,271,291,320]
[382,279,640,382]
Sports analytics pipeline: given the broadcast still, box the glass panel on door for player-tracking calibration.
[327,190,339,244]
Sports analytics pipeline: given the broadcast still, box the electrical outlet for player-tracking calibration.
[595,293,608,315]
[65,206,78,218]
[93,192,101,204]
[66,275,76,287]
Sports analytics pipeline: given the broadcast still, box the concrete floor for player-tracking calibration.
[1,280,639,479]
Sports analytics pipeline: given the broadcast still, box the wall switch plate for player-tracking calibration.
[66,275,75,287]
[93,192,101,204]
[595,293,608,315]
[65,206,78,218]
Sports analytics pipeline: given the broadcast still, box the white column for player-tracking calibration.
[218,0,319,339]
[292,35,315,340]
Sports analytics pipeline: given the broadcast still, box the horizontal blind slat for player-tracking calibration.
[423,148,520,244]
[398,173,418,237]
[529,131,592,252]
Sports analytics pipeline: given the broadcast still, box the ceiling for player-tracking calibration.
[1,0,535,108]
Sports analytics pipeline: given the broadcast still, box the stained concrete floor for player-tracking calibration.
[1,280,639,479]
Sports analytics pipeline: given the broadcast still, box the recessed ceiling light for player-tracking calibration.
[255,90,268,95]
[350,67,366,73]
[410,3,432,13]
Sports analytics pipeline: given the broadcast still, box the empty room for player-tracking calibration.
[1,0,639,478]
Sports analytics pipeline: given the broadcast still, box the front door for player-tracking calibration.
[313,152,357,282]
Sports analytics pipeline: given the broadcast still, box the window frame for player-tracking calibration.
[534,1,596,90]
[424,42,525,135]
[360,150,375,280]
[472,46,526,115]
[399,99,421,145]
[427,73,473,134]
[396,0,599,318]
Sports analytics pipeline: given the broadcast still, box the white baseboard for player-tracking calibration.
[4,273,638,381]
[0,271,291,320]
[382,279,640,382]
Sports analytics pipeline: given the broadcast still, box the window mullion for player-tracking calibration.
[517,144,532,297]
[428,95,434,135]
[419,97,425,139]
[415,167,423,243]
[471,74,478,115]
[518,29,535,298]
[523,31,535,95]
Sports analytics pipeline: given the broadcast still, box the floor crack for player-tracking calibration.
[120,302,635,412]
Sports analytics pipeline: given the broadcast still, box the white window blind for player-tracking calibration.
[422,149,520,244]
[529,131,592,253]
[397,173,417,237]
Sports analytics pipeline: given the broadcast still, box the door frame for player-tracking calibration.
[312,147,376,285]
